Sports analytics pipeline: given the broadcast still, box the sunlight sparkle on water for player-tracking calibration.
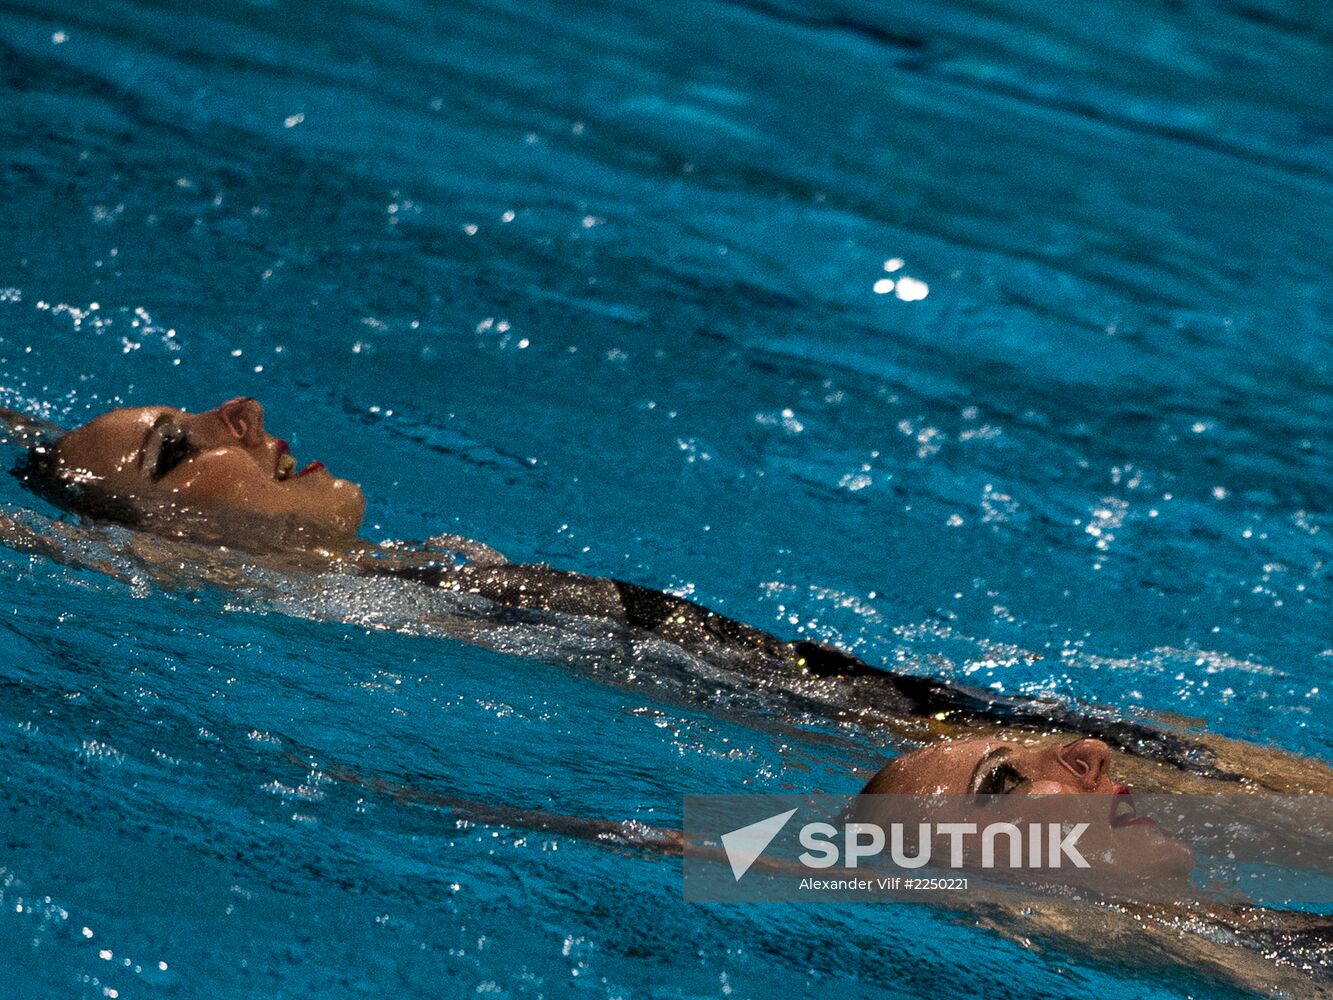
[894,275,929,301]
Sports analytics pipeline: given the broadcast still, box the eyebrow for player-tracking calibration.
[967,746,1011,791]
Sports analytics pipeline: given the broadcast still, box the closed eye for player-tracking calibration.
[141,417,196,481]
[973,761,1026,796]
[153,430,194,479]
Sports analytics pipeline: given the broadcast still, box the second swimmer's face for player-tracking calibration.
[44,398,365,544]
[866,736,1122,797]
[861,737,1195,881]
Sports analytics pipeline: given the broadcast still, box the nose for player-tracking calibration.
[1055,738,1111,788]
[215,397,265,445]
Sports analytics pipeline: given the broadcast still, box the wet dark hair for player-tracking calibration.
[11,444,143,527]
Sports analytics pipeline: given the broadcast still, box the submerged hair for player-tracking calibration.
[11,444,143,526]
[1,406,148,525]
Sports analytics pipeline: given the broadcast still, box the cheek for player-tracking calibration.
[1025,779,1077,795]
[166,450,270,501]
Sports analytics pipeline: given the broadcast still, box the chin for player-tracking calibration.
[1112,826,1196,880]
[324,478,366,536]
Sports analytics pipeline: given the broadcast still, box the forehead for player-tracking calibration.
[58,406,183,467]
[892,738,1021,791]
[924,738,1006,770]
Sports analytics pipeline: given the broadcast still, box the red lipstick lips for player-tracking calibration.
[1109,785,1157,828]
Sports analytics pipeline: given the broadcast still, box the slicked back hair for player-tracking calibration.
[11,445,143,527]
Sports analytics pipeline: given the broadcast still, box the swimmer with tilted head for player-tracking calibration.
[0,396,1323,787]
[857,734,1197,881]
[285,725,1330,995]
[849,734,1328,989]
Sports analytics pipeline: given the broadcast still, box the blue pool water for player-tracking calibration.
[1,0,1331,996]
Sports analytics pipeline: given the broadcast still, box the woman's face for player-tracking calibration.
[49,397,365,542]
[866,735,1124,797]
[862,736,1195,881]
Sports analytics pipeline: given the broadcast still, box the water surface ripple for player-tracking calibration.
[0,0,1330,996]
